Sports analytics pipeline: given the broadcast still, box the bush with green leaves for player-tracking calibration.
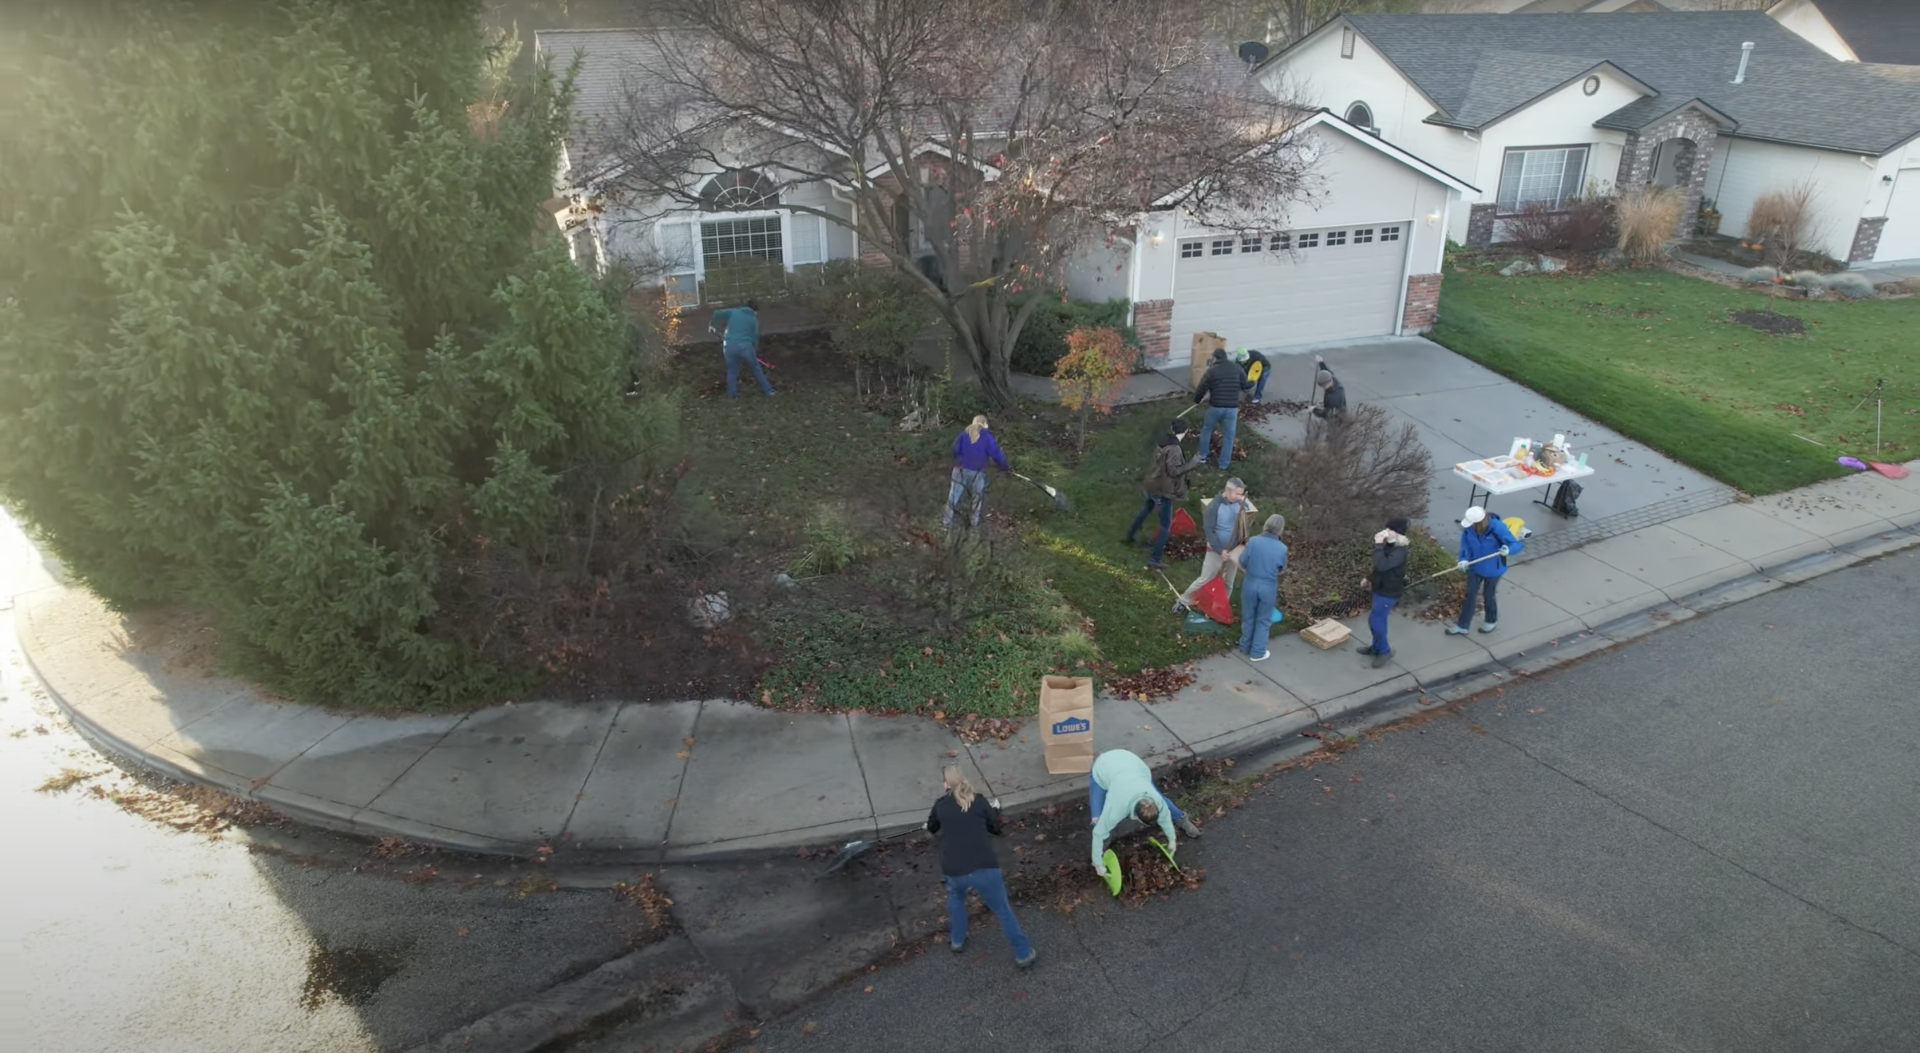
[0,2,672,709]
[1009,296,1136,376]
[796,260,937,396]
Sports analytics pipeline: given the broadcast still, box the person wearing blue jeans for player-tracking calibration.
[1236,514,1288,660]
[1447,505,1523,635]
[1089,749,1201,881]
[1359,517,1411,669]
[927,766,1035,968]
[1192,348,1251,469]
[943,415,1011,530]
[710,301,774,398]
[1125,419,1202,570]
[1233,348,1271,404]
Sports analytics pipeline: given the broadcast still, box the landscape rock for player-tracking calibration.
[1498,258,1536,277]
[1536,255,1565,273]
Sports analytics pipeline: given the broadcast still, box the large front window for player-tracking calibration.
[1496,146,1590,214]
[700,216,784,302]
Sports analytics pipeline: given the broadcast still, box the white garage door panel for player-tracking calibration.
[1170,224,1408,362]
[1874,171,1920,262]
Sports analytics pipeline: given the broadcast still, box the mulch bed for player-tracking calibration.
[1728,309,1807,335]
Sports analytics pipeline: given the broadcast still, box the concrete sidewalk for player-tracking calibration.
[17,459,1919,862]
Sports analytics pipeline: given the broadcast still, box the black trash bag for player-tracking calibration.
[1552,480,1583,517]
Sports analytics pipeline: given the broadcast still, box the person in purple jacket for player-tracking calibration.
[944,415,1011,530]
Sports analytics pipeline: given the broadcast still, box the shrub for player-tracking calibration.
[1745,182,1821,271]
[1010,296,1135,375]
[1501,197,1616,255]
[796,260,937,397]
[1821,271,1877,300]
[793,504,864,576]
[1616,186,1686,262]
[1052,326,1136,455]
[1251,405,1432,545]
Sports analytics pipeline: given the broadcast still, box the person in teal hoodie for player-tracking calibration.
[1089,749,1201,879]
[709,300,774,398]
[1446,505,1522,635]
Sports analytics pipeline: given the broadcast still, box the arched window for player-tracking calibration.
[699,170,778,211]
[1345,102,1374,131]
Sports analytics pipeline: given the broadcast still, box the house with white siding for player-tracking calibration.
[1262,10,1920,264]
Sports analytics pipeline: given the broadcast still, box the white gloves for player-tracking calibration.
[1456,560,1469,571]
[1498,545,1510,556]
[1094,864,1108,878]
[1374,529,1410,546]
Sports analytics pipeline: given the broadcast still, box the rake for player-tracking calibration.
[815,827,921,879]
[1011,472,1073,512]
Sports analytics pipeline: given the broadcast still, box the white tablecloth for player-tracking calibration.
[1452,455,1595,496]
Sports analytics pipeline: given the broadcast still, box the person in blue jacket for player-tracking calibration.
[944,415,1011,530]
[709,300,774,398]
[1236,514,1288,661]
[1446,506,1523,635]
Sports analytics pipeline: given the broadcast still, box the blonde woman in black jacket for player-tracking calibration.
[927,767,1036,968]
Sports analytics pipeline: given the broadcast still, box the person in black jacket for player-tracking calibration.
[1358,517,1411,668]
[1311,355,1347,420]
[1125,419,1205,571]
[927,766,1037,968]
[1192,348,1252,469]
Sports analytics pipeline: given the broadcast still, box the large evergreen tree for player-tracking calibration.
[0,1,666,707]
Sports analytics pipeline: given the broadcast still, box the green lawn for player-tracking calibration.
[1430,268,1918,494]
[671,338,1274,717]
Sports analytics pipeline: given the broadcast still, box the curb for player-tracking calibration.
[21,525,1920,864]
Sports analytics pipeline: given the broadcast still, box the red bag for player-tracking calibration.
[1170,507,1198,537]
[1193,574,1234,624]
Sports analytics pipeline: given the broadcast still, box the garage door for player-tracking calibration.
[1169,222,1409,364]
[1874,169,1920,262]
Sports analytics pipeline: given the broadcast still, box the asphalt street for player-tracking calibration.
[738,549,1920,1053]
[0,511,654,1053]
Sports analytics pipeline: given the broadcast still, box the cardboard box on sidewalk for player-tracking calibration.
[1188,331,1227,390]
[1300,618,1353,650]
[1038,676,1095,774]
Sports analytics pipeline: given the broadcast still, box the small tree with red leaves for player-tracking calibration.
[1053,326,1136,457]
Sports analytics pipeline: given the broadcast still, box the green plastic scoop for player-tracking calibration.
[1101,849,1122,896]
[1148,837,1181,872]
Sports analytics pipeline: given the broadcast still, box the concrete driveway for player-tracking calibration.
[1234,336,1730,543]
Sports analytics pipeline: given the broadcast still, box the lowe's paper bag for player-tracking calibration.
[1038,675,1095,774]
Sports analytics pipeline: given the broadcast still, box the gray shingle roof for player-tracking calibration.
[535,28,709,170]
[1343,11,1920,154]
[1448,49,1612,127]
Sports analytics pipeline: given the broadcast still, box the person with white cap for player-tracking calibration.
[1448,506,1523,635]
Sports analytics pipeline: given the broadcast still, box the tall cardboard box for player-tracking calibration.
[1038,676,1095,774]
[1188,331,1227,390]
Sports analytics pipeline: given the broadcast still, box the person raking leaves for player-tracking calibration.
[708,299,775,399]
[1125,418,1205,571]
[1447,506,1523,635]
[928,766,1036,968]
[1089,748,1201,882]
[1358,517,1411,669]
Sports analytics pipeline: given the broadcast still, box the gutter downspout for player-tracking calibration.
[1124,226,1144,327]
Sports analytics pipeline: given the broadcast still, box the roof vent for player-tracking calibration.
[1238,41,1270,69]
[1732,41,1754,85]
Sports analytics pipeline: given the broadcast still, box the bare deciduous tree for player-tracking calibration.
[582,0,1318,406]
[1256,404,1431,544]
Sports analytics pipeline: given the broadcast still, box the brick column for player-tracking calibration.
[1402,274,1442,332]
[1133,299,1174,362]
[1466,204,1497,248]
[1848,216,1888,263]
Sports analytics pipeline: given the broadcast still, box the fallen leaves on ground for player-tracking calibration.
[93,779,285,835]
[942,713,1024,744]
[1105,663,1197,702]
[611,872,676,931]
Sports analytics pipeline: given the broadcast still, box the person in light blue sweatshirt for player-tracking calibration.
[709,300,774,398]
[1089,749,1201,879]
[1237,514,1288,661]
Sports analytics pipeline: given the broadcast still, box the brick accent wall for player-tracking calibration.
[1134,299,1174,362]
[1848,216,1889,263]
[1466,204,1497,248]
[1402,273,1442,332]
[1615,107,1722,238]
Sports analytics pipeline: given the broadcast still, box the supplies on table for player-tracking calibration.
[1038,676,1095,774]
[1455,455,1523,488]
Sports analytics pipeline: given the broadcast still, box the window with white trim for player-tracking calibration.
[1496,146,1590,214]
[1210,238,1234,256]
[1241,236,1263,253]
[701,216,782,264]
[1345,102,1373,130]
[789,213,824,265]
[1296,232,1319,249]
[1269,233,1291,251]
[658,220,697,301]
[1180,239,1204,258]
[1353,228,1374,244]
[1341,27,1356,59]
[1380,225,1401,242]
[1326,230,1348,246]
